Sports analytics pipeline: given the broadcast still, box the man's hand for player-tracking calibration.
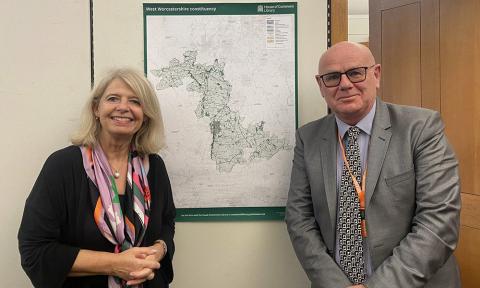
[347,285,366,288]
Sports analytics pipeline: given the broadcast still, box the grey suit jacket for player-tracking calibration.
[286,98,461,288]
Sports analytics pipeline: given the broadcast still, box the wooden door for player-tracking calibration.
[439,1,480,286]
[370,0,480,286]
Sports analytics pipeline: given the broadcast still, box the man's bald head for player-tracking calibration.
[318,42,376,75]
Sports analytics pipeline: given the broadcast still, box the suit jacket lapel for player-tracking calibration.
[366,99,391,208]
[320,114,338,232]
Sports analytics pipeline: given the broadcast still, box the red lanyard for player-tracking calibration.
[338,132,368,237]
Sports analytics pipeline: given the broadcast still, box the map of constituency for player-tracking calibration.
[151,50,291,173]
[146,13,296,208]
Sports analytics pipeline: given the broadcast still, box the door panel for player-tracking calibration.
[455,226,480,287]
[371,0,439,108]
[380,3,420,106]
[460,193,480,230]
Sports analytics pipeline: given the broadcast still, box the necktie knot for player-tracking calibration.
[347,126,360,139]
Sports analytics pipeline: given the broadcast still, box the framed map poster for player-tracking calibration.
[144,2,297,220]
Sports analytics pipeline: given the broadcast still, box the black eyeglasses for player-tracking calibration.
[316,65,376,87]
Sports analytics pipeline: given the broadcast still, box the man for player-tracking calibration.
[286,41,461,288]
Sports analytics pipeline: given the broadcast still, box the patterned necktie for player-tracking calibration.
[338,126,366,284]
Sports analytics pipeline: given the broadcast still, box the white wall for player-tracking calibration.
[0,0,91,287]
[0,0,327,287]
[348,14,369,43]
[348,0,369,43]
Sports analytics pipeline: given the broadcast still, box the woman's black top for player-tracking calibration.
[18,146,176,288]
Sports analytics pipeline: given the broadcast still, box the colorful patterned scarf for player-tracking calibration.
[80,145,151,288]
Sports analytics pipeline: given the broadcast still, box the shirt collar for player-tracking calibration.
[335,101,376,138]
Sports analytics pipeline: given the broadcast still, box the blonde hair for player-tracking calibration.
[71,68,165,154]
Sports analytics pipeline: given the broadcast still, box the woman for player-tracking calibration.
[18,68,175,288]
